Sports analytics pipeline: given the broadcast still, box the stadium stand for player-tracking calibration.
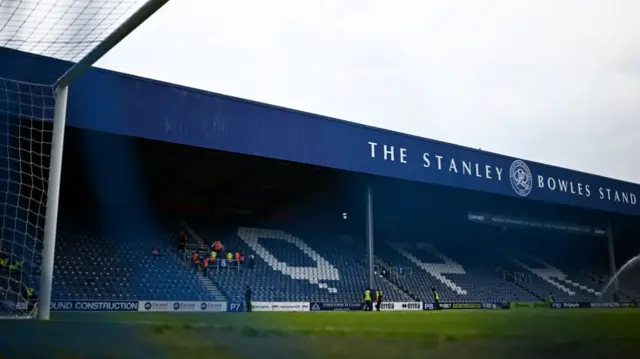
[45,214,623,305]
[2,49,638,321]
[374,240,539,303]
[26,131,631,308]
[500,229,608,303]
[188,224,411,303]
[40,202,635,308]
[51,221,225,301]
[360,218,614,304]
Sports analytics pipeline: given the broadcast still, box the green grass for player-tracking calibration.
[44,309,640,358]
[54,309,640,340]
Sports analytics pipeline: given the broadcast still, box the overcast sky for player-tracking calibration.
[95,0,640,183]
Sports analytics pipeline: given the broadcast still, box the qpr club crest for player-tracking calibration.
[509,160,532,197]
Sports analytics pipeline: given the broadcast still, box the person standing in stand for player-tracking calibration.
[226,251,233,268]
[178,230,187,251]
[192,251,200,274]
[202,257,209,277]
[213,240,222,254]
[245,285,252,312]
[239,250,245,267]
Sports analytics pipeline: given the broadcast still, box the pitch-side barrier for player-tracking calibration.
[18,300,638,313]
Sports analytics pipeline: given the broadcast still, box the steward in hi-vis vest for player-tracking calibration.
[432,287,441,310]
[364,288,373,311]
[375,289,384,311]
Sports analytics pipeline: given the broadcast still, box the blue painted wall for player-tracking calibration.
[1,48,639,216]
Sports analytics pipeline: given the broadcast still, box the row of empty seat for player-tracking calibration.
[194,226,411,303]
[1,218,633,307]
[52,223,218,301]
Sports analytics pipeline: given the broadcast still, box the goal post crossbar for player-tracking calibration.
[32,0,170,320]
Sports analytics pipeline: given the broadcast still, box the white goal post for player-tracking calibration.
[0,0,170,320]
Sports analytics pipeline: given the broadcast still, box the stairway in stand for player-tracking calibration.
[177,220,227,301]
[197,273,227,301]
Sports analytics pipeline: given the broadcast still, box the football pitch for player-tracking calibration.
[1,309,639,359]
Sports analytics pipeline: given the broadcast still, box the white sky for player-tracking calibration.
[95,0,640,183]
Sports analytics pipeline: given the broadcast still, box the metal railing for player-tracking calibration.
[182,244,241,274]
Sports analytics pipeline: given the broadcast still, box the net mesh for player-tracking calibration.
[0,0,149,317]
[0,0,144,63]
[0,78,54,316]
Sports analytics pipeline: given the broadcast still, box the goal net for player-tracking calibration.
[0,0,167,319]
[0,79,54,318]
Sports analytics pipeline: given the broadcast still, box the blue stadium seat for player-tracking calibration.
[52,223,223,301]
[192,225,410,303]
[49,220,625,305]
